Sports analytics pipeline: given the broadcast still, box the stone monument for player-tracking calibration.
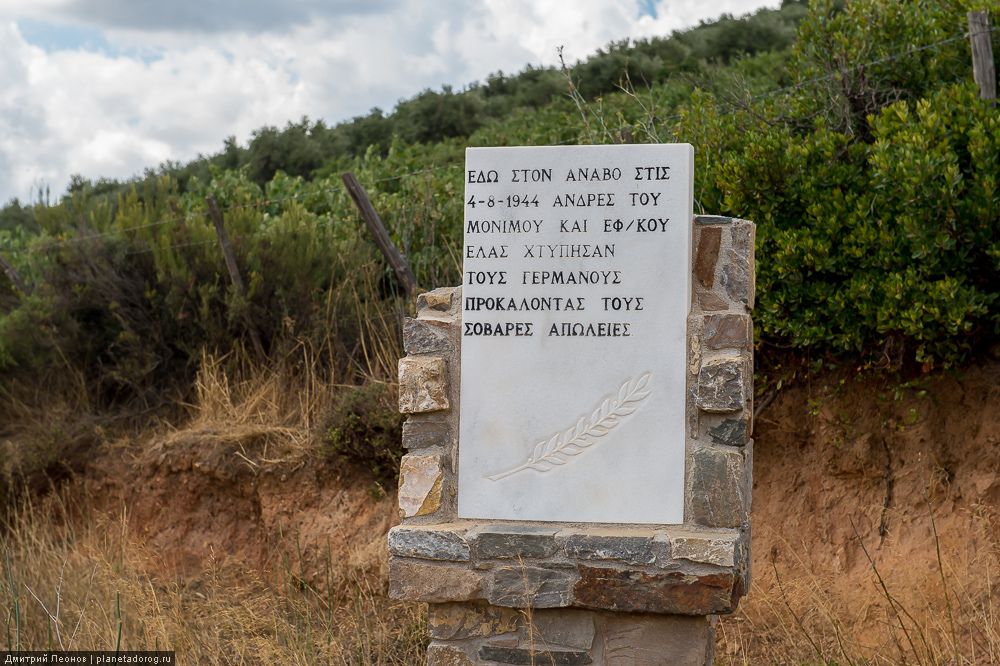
[391,144,755,666]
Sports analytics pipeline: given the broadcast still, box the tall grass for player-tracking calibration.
[716,500,1000,665]
[0,489,425,663]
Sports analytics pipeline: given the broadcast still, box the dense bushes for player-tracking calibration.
[0,0,997,418]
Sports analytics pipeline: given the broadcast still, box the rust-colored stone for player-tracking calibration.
[703,314,750,350]
[694,227,722,289]
[572,566,738,615]
[397,454,443,518]
[698,292,728,311]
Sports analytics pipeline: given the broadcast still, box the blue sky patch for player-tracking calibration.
[637,0,658,19]
[17,18,113,53]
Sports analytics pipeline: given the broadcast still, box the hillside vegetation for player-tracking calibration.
[0,0,997,475]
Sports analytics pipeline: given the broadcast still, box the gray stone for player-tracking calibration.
[387,526,470,561]
[402,420,449,449]
[531,609,596,650]
[708,418,749,447]
[388,559,482,603]
[478,646,592,665]
[564,535,655,565]
[489,566,573,608]
[703,314,750,350]
[600,614,712,666]
[427,644,474,666]
[476,525,560,559]
[690,446,747,529]
[697,358,747,413]
[403,317,451,354]
[694,215,732,225]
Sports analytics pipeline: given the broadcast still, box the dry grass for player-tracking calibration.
[1,489,426,663]
[716,504,1000,665]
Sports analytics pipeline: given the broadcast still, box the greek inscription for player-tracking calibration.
[465,245,509,259]
[466,271,508,285]
[467,169,499,183]
[633,166,671,181]
[522,244,614,259]
[565,167,622,182]
[559,219,587,233]
[511,168,552,183]
[603,218,670,232]
[466,219,543,234]
[601,297,644,311]
[547,322,632,337]
[552,193,615,207]
[464,296,586,312]
[521,270,622,285]
[464,322,534,336]
[629,192,661,206]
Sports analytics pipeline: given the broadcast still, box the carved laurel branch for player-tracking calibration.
[486,372,652,482]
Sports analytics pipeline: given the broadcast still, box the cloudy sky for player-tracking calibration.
[0,0,779,205]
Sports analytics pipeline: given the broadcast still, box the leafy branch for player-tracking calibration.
[487,373,652,482]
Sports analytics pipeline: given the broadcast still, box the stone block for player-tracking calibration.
[530,609,596,650]
[564,534,655,566]
[418,288,455,314]
[476,525,560,559]
[399,357,449,413]
[427,644,474,666]
[696,358,747,413]
[689,446,747,529]
[428,601,518,640]
[694,227,721,289]
[388,525,469,561]
[600,614,712,666]
[703,314,750,350]
[403,317,452,354]
[669,531,740,567]
[389,559,482,603]
[698,292,728,311]
[721,220,755,310]
[398,455,443,518]
[572,566,738,615]
[402,420,449,449]
[694,215,732,225]
[708,417,749,447]
[489,566,573,608]
[479,646,592,665]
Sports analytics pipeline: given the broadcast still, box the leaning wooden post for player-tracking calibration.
[205,194,267,364]
[0,252,29,296]
[340,172,419,296]
[969,11,996,106]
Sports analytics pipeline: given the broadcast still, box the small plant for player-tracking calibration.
[318,383,405,485]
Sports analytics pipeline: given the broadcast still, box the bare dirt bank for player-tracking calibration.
[48,360,1000,662]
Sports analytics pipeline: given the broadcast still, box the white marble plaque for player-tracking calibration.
[458,144,693,524]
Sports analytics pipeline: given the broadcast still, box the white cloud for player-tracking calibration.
[0,0,781,205]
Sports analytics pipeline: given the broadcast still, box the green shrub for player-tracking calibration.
[318,383,405,485]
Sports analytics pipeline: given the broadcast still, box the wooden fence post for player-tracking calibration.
[340,172,419,296]
[0,252,29,296]
[205,194,267,364]
[969,11,996,106]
